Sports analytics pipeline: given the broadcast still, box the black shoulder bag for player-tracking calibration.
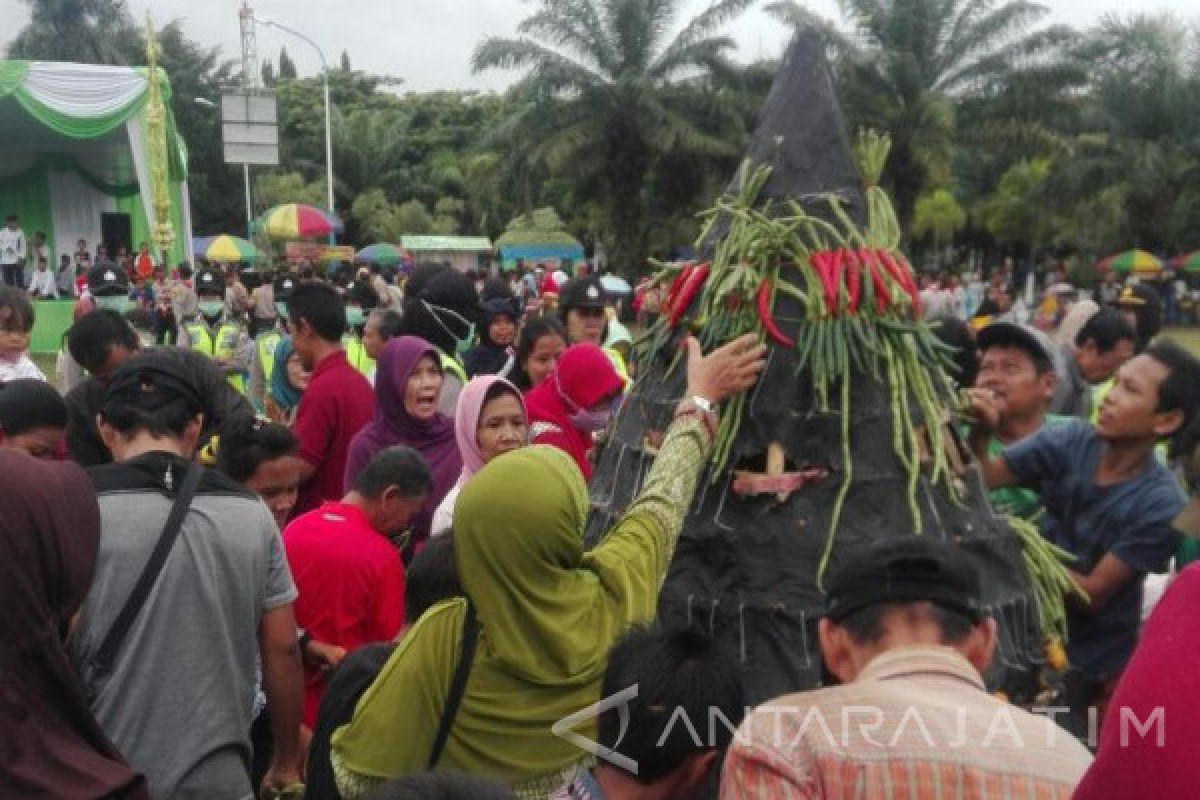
[88,462,204,680]
[427,600,479,768]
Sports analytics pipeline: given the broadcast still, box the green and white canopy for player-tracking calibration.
[0,60,193,268]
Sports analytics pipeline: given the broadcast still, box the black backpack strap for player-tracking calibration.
[427,599,478,768]
[93,462,204,671]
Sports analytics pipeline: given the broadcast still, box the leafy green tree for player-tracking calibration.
[1044,13,1200,253]
[254,172,327,210]
[332,108,412,202]
[8,0,140,64]
[351,189,403,242]
[913,189,966,247]
[978,158,1053,250]
[395,200,433,235]
[278,47,297,80]
[472,0,754,275]
[432,197,465,235]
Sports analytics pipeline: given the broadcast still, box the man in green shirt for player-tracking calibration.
[973,321,1065,519]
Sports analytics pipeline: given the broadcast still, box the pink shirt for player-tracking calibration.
[282,501,405,726]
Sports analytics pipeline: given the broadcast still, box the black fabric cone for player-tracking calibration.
[702,25,867,250]
[584,26,1041,708]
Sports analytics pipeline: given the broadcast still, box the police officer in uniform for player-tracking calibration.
[558,274,630,383]
[341,277,379,378]
[177,268,252,393]
[247,273,297,412]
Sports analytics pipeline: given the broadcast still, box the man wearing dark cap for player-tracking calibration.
[70,352,304,799]
[967,338,1196,735]
[723,537,1093,798]
[1116,283,1162,355]
[80,263,131,315]
[559,274,629,382]
[178,268,253,394]
[973,321,1066,519]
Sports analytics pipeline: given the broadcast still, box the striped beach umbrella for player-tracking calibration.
[194,234,259,263]
[258,203,344,239]
[1168,252,1200,273]
[355,243,406,266]
[1097,249,1163,275]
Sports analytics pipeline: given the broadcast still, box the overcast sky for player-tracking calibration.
[0,0,1195,92]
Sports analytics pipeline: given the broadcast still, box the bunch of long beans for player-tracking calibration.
[638,133,1067,602]
[1007,514,1087,645]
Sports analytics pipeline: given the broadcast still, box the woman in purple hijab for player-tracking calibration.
[345,336,462,547]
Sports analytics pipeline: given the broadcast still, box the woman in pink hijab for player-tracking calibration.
[431,375,527,535]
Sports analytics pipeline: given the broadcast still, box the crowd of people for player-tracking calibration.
[2,247,1200,800]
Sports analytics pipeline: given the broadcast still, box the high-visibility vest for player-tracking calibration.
[604,346,630,385]
[1089,378,1114,425]
[186,321,246,393]
[257,331,282,385]
[440,352,467,386]
[343,334,375,377]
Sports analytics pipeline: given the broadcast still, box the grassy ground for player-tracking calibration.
[1165,326,1200,355]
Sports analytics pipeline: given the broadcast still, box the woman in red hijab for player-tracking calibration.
[0,450,147,799]
[523,342,624,480]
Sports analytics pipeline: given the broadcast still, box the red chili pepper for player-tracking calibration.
[863,250,892,313]
[668,262,710,328]
[811,250,837,315]
[828,249,846,316]
[756,278,794,347]
[877,250,920,316]
[845,249,862,312]
[661,263,693,322]
[808,251,828,301]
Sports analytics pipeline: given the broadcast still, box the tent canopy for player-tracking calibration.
[401,235,491,252]
[0,60,192,269]
[497,243,584,269]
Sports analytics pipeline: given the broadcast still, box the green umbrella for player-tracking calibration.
[194,234,259,263]
[355,243,406,266]
[1097,249,1162,275]
[1168,252,1200,273]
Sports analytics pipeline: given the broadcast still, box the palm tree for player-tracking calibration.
[332,108,413,203]
[1043,14,1200,253]
[8,0,139,64]
[768,0,1079,234]
[472,0,754,275]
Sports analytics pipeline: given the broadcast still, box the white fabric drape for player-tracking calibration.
[47,168,116,263]
[125,115,158,256]
[25,62,147,117]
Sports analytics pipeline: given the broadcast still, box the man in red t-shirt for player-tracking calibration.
[283,446,430,728]
[285,282,375,516]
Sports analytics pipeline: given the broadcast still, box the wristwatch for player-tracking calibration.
[688,394,716,414]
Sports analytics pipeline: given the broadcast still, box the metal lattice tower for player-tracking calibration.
[239,1,259,91]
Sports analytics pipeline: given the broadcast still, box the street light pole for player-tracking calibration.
[257,17,335,216]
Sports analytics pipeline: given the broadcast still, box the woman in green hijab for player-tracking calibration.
[330,334,766,798]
